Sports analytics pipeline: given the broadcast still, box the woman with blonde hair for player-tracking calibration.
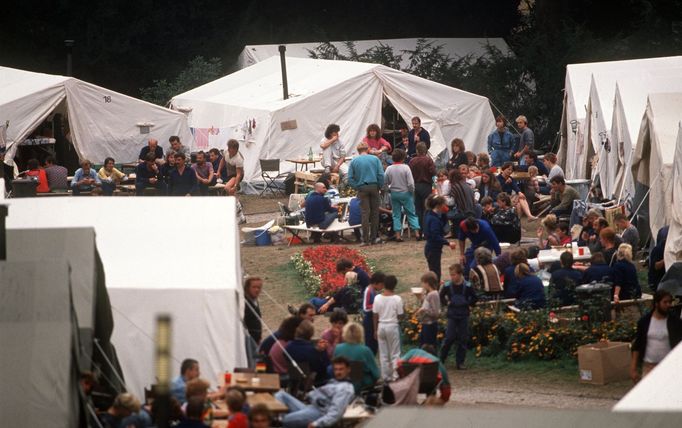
[537,214,560,249]
[612,243,642,303]
[333,322,380,391]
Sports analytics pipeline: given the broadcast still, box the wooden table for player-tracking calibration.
[537,247,592,265]
[287,158,321,171]
[229,372,280,393]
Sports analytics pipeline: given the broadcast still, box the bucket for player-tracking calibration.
[255,228,272,246]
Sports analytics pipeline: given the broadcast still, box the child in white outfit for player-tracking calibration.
[373,275,404,381]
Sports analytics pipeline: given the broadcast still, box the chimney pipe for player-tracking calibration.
[278,45,289,100]
[0,204,7,260]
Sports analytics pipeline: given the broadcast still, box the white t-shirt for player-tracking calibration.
[644,316,671,364]
[548,164,564,180]
[373,294,404,324]
[223,151,244,177]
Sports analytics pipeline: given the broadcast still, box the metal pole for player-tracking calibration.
[155,314,172,428]
[278,45,289,100]
[64,40,75,76]
[0,204,7,260]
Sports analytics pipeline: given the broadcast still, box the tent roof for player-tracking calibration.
[174,56,379,112]
[237,37,511,69]
[0,67,69,104]
[615,342,682,411]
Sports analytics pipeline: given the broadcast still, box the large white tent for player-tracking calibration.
[631,93,682,244]
[171,56,495,187]
[236,38,511,70]
[558,56,682,183]
[4,197,247,397]
[664,123,682,267]
[0,66,193,167]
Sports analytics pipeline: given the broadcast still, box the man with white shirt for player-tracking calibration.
[630,290,682,383]
[320,124,348,179]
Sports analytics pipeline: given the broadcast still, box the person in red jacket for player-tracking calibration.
[26,158,50,192]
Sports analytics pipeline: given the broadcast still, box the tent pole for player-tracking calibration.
[629,171,661,221]
[278,45,289,100]
[617,148,634,205]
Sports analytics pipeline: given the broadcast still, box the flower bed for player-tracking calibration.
[401,305,636,361]
[291,245,372,297]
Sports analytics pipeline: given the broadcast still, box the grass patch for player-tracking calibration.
[267,259,310,302]
[464,352,578,379]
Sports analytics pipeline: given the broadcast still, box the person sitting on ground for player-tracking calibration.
[248,403,273,428]
[477,171,501,201]
[275,356,356,428]
[458,164,476,189]
[285,320,331,386]
[465,150,477,166]
[333,322,380,393]
[225,388,249,428]
[208,148,226,184]
[135,153,161,196]
[630,289,682,383]
[599,227,619,266]
[503,247,529,298]
[305,183,340,244]
[435,168,451,200]
[514,263,546,309]
[336,258,370,291]
[71,159,102,195]
[612,243,642,304]
[469,247,503,298]
[309,271,357,315]
[518,151,549,176]
[549,175,579,217]
[43,155,68,191]
[537,214,561,249]
[524,165,541,204]
[549,252,582,306]
[580,252,613,284]
[217,139,244,196]
[480,196,496,223]
[268,316,303,375]
[477,152,495,173]
[98,157,125,196]
[176,396,208,428]
[557,221,572,246]
[414,271,441,348]
[25,158,50,193]
[285,302,317,324]
[385,148,420,242]
[578,209,602,247]
[497,162,521,195]
[98,393,142,428]
[171,358,200,404]
[458,216,501,278]
[614,212,639,251]
[491,192,521,244]
[138,138,164,164]
[169,135,189,157]
[321,309,349,358]
[169,152,197,196]
[191,150,214,196]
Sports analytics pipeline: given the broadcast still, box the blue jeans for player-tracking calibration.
[275,391,322,428]
[101,181,116,196]
[490,150,511,167]
[363,310,378,354]
[420,322,438,347]
[309,297,329,312]
[391,191,420,232]
[440,317,469,366]
[463,247,477,278]
[424,246,443,281]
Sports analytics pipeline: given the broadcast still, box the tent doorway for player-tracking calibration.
[381,96,408,150]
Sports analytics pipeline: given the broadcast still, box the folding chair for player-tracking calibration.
[286,359,315,400]
[260,159,287,196]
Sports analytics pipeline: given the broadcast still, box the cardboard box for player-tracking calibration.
[577,341,630,385]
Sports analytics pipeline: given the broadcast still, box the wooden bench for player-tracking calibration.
[283,219,360,246]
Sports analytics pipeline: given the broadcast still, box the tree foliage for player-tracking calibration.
[139,56,224,106]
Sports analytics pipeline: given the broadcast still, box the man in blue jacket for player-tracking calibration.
[347,142,384,246]
[304,182,339,243]
[487,115,515,166]
[458,217,501,278]
[275,356,356,428]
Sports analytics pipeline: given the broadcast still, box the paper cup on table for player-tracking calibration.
[252,377,261,385]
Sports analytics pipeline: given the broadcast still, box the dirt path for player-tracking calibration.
[238,195,634,409]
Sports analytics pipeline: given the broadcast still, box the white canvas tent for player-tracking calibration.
[171,56,495,188]
[631,93,682,245]
[614,342,682,411]
[4,197,247,397]
[236,38,511,69]
[664,123,682,267]
[558,56,682,182]
[0,66,193,167]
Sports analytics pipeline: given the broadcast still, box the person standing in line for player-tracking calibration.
[373,275,404,381]
[384,148,420,242]
[410,142,436,240]
[630,289,682,383]
[347,142,385,246]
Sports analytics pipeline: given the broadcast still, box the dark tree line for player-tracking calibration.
[2,0,682,149]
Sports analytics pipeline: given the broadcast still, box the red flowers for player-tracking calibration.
[299,245,371,297]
